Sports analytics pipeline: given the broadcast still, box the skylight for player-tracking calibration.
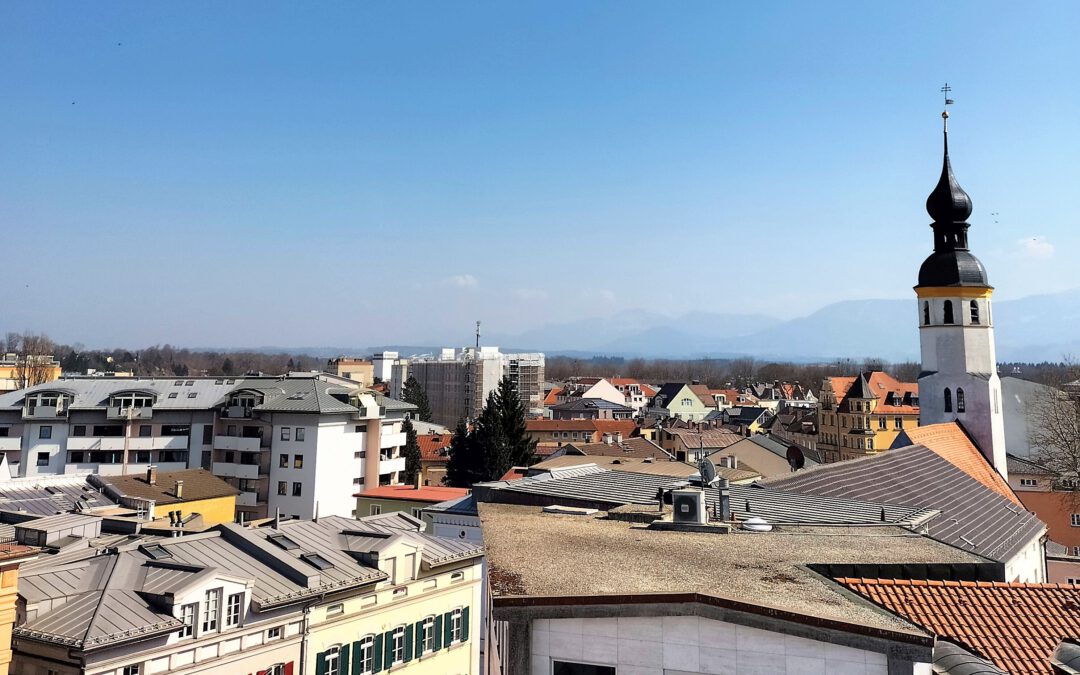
[300,553,334,570]
[141,543,172,560]
[267,533,299,551]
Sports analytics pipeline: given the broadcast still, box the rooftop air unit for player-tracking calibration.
[671,488,706,525]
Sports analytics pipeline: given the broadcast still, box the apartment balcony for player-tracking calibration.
[212,462,262,480]
[221,405,253,419]
[378,456,406,475]
[127,438,155,450]
[0,437,21,452]
[153,436,189,450]
[380,431,407,449]
[22,405,66,420]
[214,436,262,453]
[67,437,127,451]
[236,491,261,507]
[106,406,153,420]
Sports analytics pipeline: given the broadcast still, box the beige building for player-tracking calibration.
[326,358,375,388]
[12,511,484,675]
[0,353,61,393]
[816,371,919,463]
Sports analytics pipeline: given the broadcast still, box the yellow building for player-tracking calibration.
[93,467,239,525]
[327,357,376,387]
[0,354,61,393]
[0,544,37,675]
[817,371,920,463]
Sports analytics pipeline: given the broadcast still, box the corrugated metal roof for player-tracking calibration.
[766,445,1047,563]
[0,474,116,515]
[477,465,937,527]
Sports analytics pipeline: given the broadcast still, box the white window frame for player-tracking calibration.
[178,603,197,638]
[121,665,141,675]
[225,592,243,627]
[391,625,406,665]
[450,607,464,643]
[1071,514,1080,527]
[370,504,381,515]
[357,634,376,674]
[202,588,221,632]
[295,427,305,442]
[1019,478,1037,487]
[325,645,341,675]
[421,615,436,653]
[267,626,282,640]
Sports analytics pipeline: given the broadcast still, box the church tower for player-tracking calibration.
[915,104,1008,479]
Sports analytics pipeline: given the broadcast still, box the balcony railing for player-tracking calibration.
[107,406,153,420]
[0,437,21,452]
[212,462,261,480]
[221,406,253,419]
[214,436,262,453]
[23,405,66,420]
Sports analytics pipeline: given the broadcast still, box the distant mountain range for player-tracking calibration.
[478,288,1080,363]
[248,288,1080,364]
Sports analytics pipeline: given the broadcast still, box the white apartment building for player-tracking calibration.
[0,374,414,521]
[13,511,484,675]
[388,347,544,427]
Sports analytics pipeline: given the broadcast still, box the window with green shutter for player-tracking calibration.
[461,606,470,641]
[414,620,425,659]
[316,650,327,675]
[434,615,444,650]
[372,633,384,673]
[339,644,350,674]
[404,623,414,662]
[443,610,453,645]
[383,629,394,668]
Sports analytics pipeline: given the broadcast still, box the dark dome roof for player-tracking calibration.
[917,249,989,287]
[925,136,972,223]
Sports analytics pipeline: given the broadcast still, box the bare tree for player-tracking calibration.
[9,332,58,389]
[1028,359,1080,479]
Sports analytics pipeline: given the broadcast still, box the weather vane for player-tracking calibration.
[940,83,954,129]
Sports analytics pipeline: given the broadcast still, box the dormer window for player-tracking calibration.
[112,394,154,411]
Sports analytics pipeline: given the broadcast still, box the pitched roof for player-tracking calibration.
[527,419,602,432]
[543,387,563,406]
[531,455,760,481]
[592,420,639,438]
[0,474,118,515]
[549,398,633,412]
[355,485,469,503]
[836,578,1080,674]
[417,433,452,461]
[93,469,238,505]
[1007,453,1055,477]
[562,437,671,459]
[828,372,919,414]
[664,428,743,450]
[652,383,701,408]
[897,423,1020,505]
[765,444,1046,564]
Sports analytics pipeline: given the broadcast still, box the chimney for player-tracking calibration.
[174,480,184,499]
[274,507,281,529]
[415,471,423,490]
[146,466,157,485]
[718,478,731,521]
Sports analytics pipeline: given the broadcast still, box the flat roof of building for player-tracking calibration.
[479,502,985,633]
[355,484,470,503]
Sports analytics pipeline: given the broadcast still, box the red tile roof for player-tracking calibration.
[543,387,563,406]
[499,467,529,481]
[417,433,452,461]
[902,423,1021,506]
[355,484,469,503]
[836,578,1080,674]
[828,372,919,414]
[592,420,638,437]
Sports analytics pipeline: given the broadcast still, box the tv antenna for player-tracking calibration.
[475,321,481,350]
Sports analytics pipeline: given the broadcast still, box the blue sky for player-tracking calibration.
[2,2,1078,348]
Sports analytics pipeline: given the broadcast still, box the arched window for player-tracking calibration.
[357,635,376,673]
[943,300,954,325]
[957,388,966,413]
[325,645,341,675]
[944,388,953,413]
[923,301,930,325]
[970,300,980,324]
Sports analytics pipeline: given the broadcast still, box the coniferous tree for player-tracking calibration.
[402,376,433,422]
[445,418,481,487]
[402,418,422,485]
[473,389,511,481]
[495,375,537,467]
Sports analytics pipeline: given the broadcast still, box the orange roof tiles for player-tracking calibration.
[355,484,469,503]
[902,423,1021,506]
[592,420,638,437]
[829,372,919,414]
[836,578,1080,674]
[417,433,452,461]
[543,387,563,406]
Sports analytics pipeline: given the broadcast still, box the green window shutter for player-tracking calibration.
[403,625,414,662]
[434,615,444,650]
[462,606,470,642]
[383,630,395,667]
[414,620,425,659]
[339,645,350,674]
[372,634,384,673]
[315,651,327,675]
[352,641,364,675]
[443,611,454,645]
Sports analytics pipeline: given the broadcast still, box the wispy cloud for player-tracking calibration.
[1017,236,1054,259]
[441,274,479,288]
[582,288,616,304]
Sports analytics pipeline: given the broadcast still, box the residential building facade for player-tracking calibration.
[326,358,375,388]
[12,512,484,675]
[816,371,919,463]
[0,374,414,522]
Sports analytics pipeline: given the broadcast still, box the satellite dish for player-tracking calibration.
[786,445,805,471]
[697,457,716,485]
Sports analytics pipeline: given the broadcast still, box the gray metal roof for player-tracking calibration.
[475,465,938,527]
[1005,453,1054,476]
[423,494,478,517]
[14,513,484,651]
[765,445,1047,563]
[0,475,116,516]
[932,640,1008,675]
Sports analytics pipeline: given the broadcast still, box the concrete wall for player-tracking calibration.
[530,615,900,675]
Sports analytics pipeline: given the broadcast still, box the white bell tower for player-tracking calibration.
[915,98,1007,480]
